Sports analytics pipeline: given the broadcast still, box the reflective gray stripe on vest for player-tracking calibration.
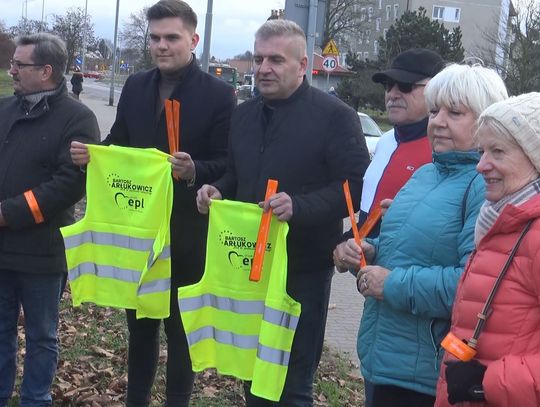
[187,326,259,349]
[137,278,171,295]
[258,343,290,366]
[179,294,298,330]
[186,326,291,366]
[263,307,299,331]
[69,263,170,295]
[179,294,265,314]
[68,262,140,283]
[64,230,154,251]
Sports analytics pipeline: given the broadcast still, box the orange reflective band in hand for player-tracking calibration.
[250,179,279,282]
[359,204,382,238]
[24,190,44,224]
[343,181,382,268]
[164,99,181,180]
[441,332,477,361]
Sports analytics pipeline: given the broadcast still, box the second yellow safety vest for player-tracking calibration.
[61,144,173,319]
[178,199,301,401]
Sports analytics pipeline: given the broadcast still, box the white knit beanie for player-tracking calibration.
[479,92,540,172]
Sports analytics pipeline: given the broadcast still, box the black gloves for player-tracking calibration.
[445,360,487,405]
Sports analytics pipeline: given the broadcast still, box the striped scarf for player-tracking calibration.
[474,178,540,245]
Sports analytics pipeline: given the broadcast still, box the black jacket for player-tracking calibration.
[214,80,370,274]
[0,82,100,273]
[103,59,236,286]
[70,72,83,94]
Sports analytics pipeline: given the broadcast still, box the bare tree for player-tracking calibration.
[9,18,49,37]
[121,8,152,70]
[233,50,253,61]
[479,0,540,95]
[322,0,370,48]
[51,7,95,73]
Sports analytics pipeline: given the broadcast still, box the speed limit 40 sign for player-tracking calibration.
[322,56,338,72]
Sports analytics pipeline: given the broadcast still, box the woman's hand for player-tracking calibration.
[380,198,393,217]
[333,239,375,274]
[357,265,390,300]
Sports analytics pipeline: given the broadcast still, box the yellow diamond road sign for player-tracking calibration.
[322,39,340,56]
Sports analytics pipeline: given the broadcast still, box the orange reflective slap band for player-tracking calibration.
[172,99,180,152]
[441,332,477,362]
[358,204,382,239]
[24,190,44,224]
[250,179,279,282]
[165,99,180,180]
[164,99,175,154]
[343,180,366,268]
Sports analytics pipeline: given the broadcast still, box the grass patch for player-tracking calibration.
[0,70,13,97]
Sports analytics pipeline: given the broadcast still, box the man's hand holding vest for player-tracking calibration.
[196,185,223,214]
[169,151,195,183]
[70,141,90,166]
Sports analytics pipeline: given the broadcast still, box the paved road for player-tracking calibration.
[79,85,365,367]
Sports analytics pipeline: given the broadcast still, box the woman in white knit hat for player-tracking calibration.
[435,92,540,407]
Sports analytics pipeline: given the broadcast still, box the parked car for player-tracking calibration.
[83,71,104,80]
[237,84,254,100]
[358,112,383,158]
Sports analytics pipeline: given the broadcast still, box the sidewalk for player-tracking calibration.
[79,91,363,366]
[79,93,116,141]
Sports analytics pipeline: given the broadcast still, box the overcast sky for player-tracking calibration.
[0,0,286,59]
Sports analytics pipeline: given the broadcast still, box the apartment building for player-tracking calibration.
[337,0,516,66]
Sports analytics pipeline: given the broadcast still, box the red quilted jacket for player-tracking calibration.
[435,194,540,407]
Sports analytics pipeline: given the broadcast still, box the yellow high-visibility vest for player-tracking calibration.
[61,144,173,319]
[178,199,301,401]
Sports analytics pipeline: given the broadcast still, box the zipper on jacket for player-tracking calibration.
[429,319,441,371]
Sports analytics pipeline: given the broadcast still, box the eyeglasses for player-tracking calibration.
[383,79,426,94]
[10,60,45,70]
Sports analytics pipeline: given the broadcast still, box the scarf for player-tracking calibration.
[474,178,540,245]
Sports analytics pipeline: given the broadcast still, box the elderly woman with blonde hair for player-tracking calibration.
[435,92,540,407]
[336,64,508,407]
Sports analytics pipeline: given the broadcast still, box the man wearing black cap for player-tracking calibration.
[333,48,443,407]
[335,48,443,241]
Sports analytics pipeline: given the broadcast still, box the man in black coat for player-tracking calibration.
[0,33,100,406]
[197,19,370,406]
[70,1,236,405]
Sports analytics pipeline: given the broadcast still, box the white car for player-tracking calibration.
[357,112,383,158]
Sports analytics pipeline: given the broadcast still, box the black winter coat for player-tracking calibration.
[0,82,100,273]
[214,80,370,274]
[103,60,236,287]
[70,72,83,94]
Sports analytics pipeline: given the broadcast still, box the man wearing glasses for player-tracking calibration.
[0,33,99,406]
[335,48,443,246]
[333,48,443,407]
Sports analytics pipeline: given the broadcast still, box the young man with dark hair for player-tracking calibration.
[71,1,236,405]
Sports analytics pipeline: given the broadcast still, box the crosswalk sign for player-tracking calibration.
[322,39,340,56]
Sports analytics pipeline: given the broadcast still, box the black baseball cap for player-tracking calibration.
[372,48,445,84]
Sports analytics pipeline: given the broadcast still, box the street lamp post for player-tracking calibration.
[201,0,213,73]
[109,0,120,106]
[41,0,45,30]
[81,0,89,71]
